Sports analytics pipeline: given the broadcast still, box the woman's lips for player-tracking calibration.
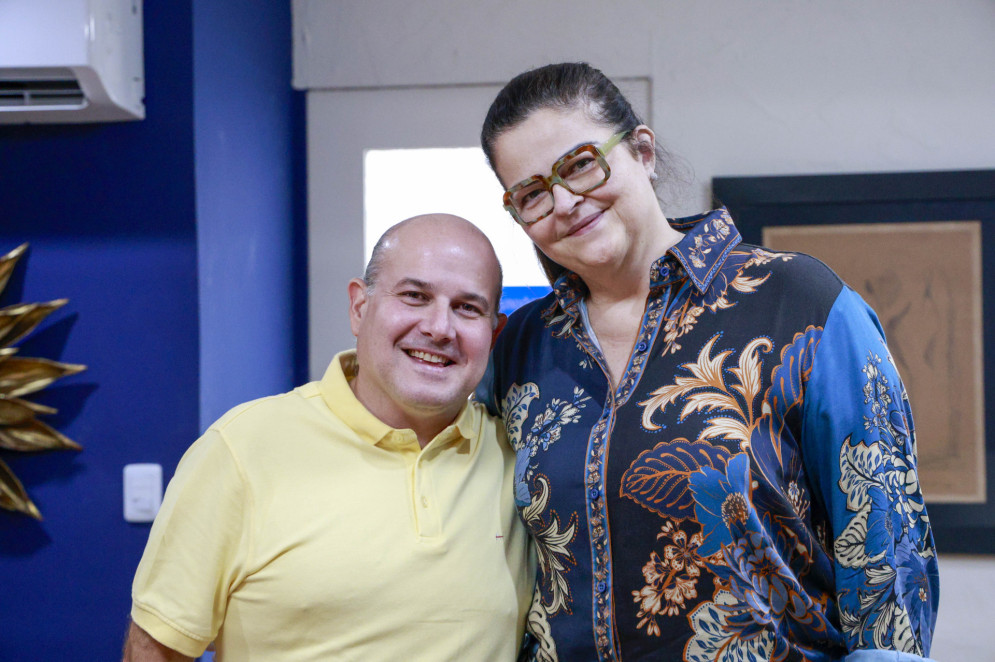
[565,210,603,237]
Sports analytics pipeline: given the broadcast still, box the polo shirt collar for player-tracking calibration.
[318,350,479,451]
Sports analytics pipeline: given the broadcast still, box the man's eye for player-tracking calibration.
[456,303,484,317]
[400,291,427,302]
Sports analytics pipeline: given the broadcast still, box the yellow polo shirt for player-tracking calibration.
[131,350,533,660]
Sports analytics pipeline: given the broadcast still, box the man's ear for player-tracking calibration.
[347,278,369,338]
[491,312,508,348]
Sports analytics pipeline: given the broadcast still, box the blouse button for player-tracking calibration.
[635,342,648,352]
[588,486,600,500]
[596,581,607,593]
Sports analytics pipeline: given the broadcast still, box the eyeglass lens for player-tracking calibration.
[510,146,608,223]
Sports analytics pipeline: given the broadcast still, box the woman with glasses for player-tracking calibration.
[478,62,938,662]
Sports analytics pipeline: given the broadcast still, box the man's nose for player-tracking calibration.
[420,303,455,341]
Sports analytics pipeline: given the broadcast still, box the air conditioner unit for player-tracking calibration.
[0,0,144,124]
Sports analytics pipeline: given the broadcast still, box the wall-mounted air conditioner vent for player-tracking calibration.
[0,76,85,109]
[0,0,144,124]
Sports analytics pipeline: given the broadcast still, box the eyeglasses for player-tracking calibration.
[502,130,631,227]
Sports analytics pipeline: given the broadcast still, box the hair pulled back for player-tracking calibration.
[481,62,687,285]
[481,62,643,170]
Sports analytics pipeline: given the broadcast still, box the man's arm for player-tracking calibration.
[122,621,194,662]
[127,428,246,661]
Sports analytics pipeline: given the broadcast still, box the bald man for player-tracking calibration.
[124,215,533,661]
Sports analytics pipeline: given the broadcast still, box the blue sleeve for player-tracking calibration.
[802,287,939,659]
[844,650,939,662]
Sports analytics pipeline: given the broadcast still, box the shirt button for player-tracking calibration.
[635,342,648,352]
[596,581,607,593]
[588,486,601,500]
[421,496,429,508]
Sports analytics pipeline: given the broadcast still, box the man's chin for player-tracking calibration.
[398,388,468,418]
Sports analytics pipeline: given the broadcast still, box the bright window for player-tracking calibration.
[364,147,551,314]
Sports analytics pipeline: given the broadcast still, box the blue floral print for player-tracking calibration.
[483,209,938,662]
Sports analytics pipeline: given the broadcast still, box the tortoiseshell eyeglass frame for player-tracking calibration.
[502,129,631,227]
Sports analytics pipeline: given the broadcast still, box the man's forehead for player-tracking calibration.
[377,226,501,306]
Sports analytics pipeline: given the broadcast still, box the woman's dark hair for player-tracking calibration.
[481,62,689,285]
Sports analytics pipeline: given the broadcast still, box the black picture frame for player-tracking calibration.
[712,169,995,555]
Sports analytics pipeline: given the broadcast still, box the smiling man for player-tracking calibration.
[348,215,506,447]
[123,214,533,661]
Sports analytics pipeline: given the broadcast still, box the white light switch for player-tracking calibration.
[123,463,163,523]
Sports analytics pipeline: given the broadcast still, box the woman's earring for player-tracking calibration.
[649,171,658,182]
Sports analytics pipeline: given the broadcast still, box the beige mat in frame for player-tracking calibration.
[763,221,985,504]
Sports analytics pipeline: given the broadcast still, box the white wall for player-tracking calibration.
[293,1,995,658]
[295,0,995,215]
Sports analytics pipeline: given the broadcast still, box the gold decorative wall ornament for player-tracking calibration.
[0,244,86,520]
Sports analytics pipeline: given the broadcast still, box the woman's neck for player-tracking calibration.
[582,218,683,307]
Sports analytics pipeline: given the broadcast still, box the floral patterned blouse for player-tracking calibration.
[481,208,939,662]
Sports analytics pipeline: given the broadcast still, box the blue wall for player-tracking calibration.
[194,2,307,429]
[0,1,305,658]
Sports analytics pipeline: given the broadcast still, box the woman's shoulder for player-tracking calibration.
[734,242,845,290]
[714,242,849,322]
[491,290,566,371]
[501,290,560,334]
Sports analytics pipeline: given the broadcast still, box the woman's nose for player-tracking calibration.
[550,183,583,215]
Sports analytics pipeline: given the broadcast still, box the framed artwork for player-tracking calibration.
[712,169,995,554]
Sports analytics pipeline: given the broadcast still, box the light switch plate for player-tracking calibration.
[123,463,162,523]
